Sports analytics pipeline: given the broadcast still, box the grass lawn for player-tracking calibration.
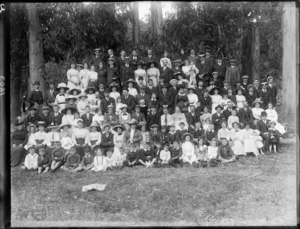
[11,138,297,227]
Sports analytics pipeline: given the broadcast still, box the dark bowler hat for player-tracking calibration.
[33,81,40,85]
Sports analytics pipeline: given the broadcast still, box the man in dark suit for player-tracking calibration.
[197,53,211,87]
[259,82,270,109]
[187,49,199,66]
[245,85,259,108]
[256,111,270,152]
[104,105,119,126]
[185,105,200,130]
[212,105,226,131]
[147,105,160,130]
[51,104,63,126]
[135,86,151,105]
[145,79,159,97]
[253,79,261,95]
[40,105,53,127]
[131,105,146,124]
[213,54,227,83]
[266,76,277,106]
[117,50,126,70]
[237,101,254,127]
[44,81,57,110]
[89,48,105,71]
[195,80,205,101]
[241,75,250,92]
[223,101,234,121]
[199,89,212,113]
[143,49,158,69]
[100,124,114,156]
[129,50,141,70]
[121,88,136,113]
[100,89,116,113]
[81,105,94,128]
[160,59,173,87]
[25,106,42,127]
[168,79,178,113]
[120,57,135,86]
[158,85,173,113]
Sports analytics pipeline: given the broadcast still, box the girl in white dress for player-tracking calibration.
[265,102,286,135]
[67,63,80,90]
[181,133,198,166]
[217,121,231,141]
[92,108,105,128]
[182,60,198,86]
[79,63,90,92]
[115,97,124,116]
[146,62,160,87]
[210,88,222,114]
[230,122,245,156]
[85,87,96,105]
[87,65,98,88]
[252,99,265,120]
[24,124,37,150]
[205,138,219,161]
[227,109,239,130]
[172,106,188,130]
[92,146,107,171]
[235,88,246,110]
[55,83,69,111]
[134,61,147,85]
[187,86,198,108]
[109,84,120,103]
[159,51,172,69]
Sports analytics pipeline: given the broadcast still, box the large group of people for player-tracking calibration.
[11,47,286,173]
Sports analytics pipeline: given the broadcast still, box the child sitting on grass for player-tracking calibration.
[196,138,208,167]
[37,147,51,175]
[106,149,116,171]
[21,145,38,171]
[181,133,199,168]
[157,143,171,167]
[61,147,81,172]
[169,140,183,168]
[114,146,126,169]
[123,144,140,167]
[50,141,65,172]
[139,142,156,168]
[91,146,107,171]
[217,138,236,163]
[74,146,94,172]
[205,138,219,167]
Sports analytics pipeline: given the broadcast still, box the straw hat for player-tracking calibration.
[27,123,37,132]
[112,125,126,132]
[61,105,78,115]
[67,88,81,95]
[55,83,69,92]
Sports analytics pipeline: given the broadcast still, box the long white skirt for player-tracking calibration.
[232,140,246,156]
[182,154,197,164]
[243,139,259,156]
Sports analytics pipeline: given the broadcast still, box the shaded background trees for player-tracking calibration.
[10,2,296,123]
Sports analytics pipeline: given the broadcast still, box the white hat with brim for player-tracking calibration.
[170,79,178,85]
[55,83,69,92]
[112,125,126,132]
[67,88,81,95]
[59,123,72,130]
[27,123,37,132]
[65,95,78,102]
[120,104,128,110]
[77,93,88,99]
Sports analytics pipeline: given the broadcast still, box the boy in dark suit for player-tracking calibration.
[256,111,270,153]
[120,57,135,85]
[121,88,136,113]
[147,105,160,130]
[245,84,259,107]
[44,81,57,110]
[101,89,116,112]
[81,105,94,128]
[266,76,277,106]
[212,105,226,131]
[100,124,114,156]
[51,104,63,126]
[135,85,150,105]
[199,89,212,113]
[25,106,41,127]
[259,82,270,109]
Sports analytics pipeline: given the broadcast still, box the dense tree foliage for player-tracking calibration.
[10,2,284,119]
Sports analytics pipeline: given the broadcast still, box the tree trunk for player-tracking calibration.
[132,2,140,46]
[10,64,22,120]
[281,2,298,124]
[251,23,260,81]
[150,1,163,45]
[26,3,45,93]
[241,27,252,77]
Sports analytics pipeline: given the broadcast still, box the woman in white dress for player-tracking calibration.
[88,122,101,150]
[87,65,98,88]
[112,125,125,156]
[146,61,160,87]
[172,106,188,130]
[92,108,105,129]
[134,61,147,85]
[115,97,124,116]
[200,106,212,124]
[109,83,120,103]
[61,105,77,126]
[265,102,286,135]
[159,51,172,69]
[79,62,90,92]
[77,93,89,116]
[235,88,246,110]
[217,121,231,141]
[242,123,259,156]
[127,80,138,98]
[230,122,245,156]
[182,60,198,86]
[210,88,222,114]
[187,86,198,108]
[67,62,80,90]
[252,99,265,120]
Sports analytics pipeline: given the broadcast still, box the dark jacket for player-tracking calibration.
[81,113,94,128]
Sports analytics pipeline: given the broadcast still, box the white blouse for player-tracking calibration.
[252,107,265,120]
[134,69,147,85]
[182,141,195,156]
[128,88,138,97]
[110,92,121,102]
[88,71,98,82]
[79,69,90,90]
[207,146,218,160]
[236,95,246,109]
[88,131,101,145]
[62,114,75,125]
[265,109,278,122]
